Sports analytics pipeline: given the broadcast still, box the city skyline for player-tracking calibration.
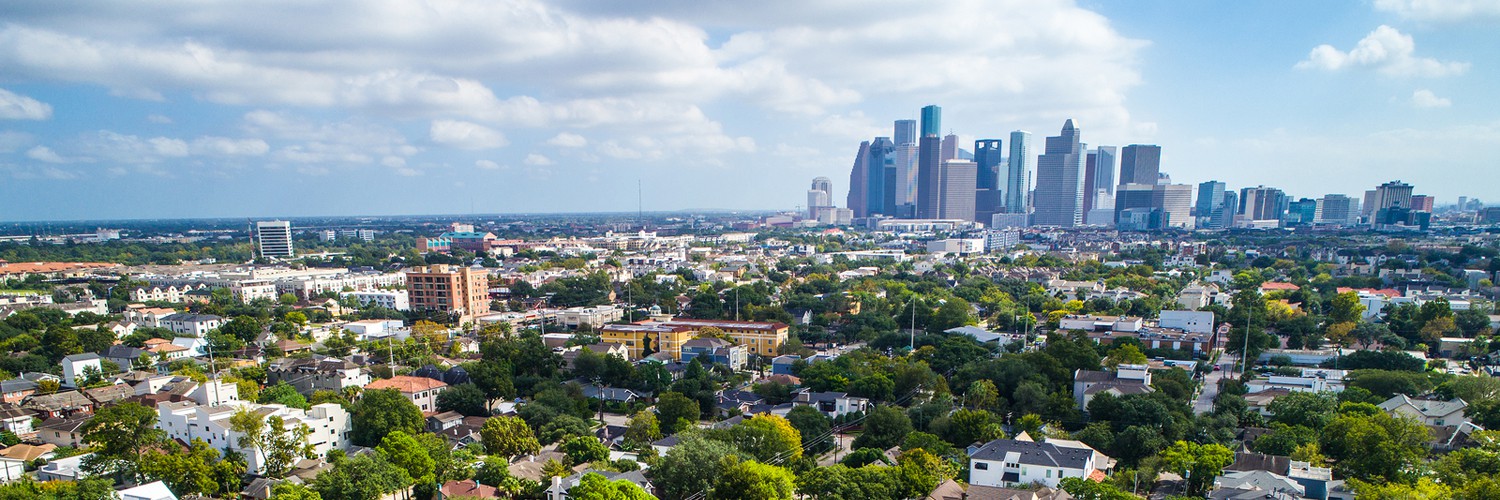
[0,1,1496,221]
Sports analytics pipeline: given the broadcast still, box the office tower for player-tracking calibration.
[941,134,959,162]
[894,119,916,146]
[920,105,941,137]
[1156,184,1195,229]
[1287,198,1318,225]
[937,159,978,221]
[1370,180,1414,226]
[1118,145,1162,186]
[1209,191,1238,229]
[254,220,294,258]
[1005,131,1033,215]
[882,162,898,218]
[1115,183,1156,226]
[1093,146,1116,195]
[1410,194,1434,212]
[916,135,943,218]
[895,142,919,213]
[405,264,490,323]
[1362,190,1379,218]
[1458,196,1469,211]
[814,172,837,219]
[1316,194,1357,225]
[974,139,1005,224]
[1239,186,1288,225]
[863,138,895,216]
[1196,181,1226,217]
[1033,120,1086,227]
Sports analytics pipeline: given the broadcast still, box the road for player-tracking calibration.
[1192,353,1235,415]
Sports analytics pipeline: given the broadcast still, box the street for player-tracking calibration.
[1192,353,1235,415]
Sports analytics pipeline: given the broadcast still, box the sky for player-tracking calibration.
[0,0,1496,221]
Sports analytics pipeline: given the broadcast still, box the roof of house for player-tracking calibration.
[1226,451,1290,474]
[61,353,101,363]
[25,391,94,411]
[441,479,499,498]
[365,375,448,393]
[160,313,224,322]
[1379,395,1468,419]
[969,438,1094,469]
[0,443,56,461]
[0,379,37,393]
[83,384,134,404]
[37,415,91,433]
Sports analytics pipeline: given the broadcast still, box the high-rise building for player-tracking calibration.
[941,134,959,162]
[1316,194,1358,226]
[254,220,294,258]
[920,105,941,138]
[864,138,895,217]
[1118,145,1162,186]
[1362,190,1379,218]
[405,264,490,323]
[1005,131,1032,215]
[939,159,978,221]
[1155,184,1195,229]
[974,139,1004,191]
[1410,194,1434,212]
[1196,181,1226,218]
[814,174,836,219]
[895,142,919,213]
[916,135,944,219]
[1287,198,1318,225]
[1370,180,1414,226]
[1209,191,1238,229]
[1239,186,1288,225]
[1082,146,1117,214]
[1033,120,1086,227]
[1115,184,1156,225]
[894,119,916,146]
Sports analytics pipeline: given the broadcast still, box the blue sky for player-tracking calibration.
[0,0,1495,221]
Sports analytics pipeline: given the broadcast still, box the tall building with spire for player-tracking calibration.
[1005,130,1032,215]
[1119,145,1162,186]
[812,175,834,219]
[1033,120,1086,227]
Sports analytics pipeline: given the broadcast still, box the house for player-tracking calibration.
[560,342,629,369]
[158,313,225,337]
[427,411,465,433]
[124,307,179,328]
[157,401,352,474]
[968,438,1100,489]
[680,338,747,371]
[0,407,34,436]
[0,443,56,462]
[714,390,766,417]
[365,376,448,412]
[945,326,1023,345]
[61,353,103,388]
[83,383,135,407]
[36,416,90,448]
[1073,364,1153,411]
[102,345,154,372]
[791,390,869,418]
[0,379,37,404]
[1245,368,1346,394]
[37,453,91,481]
[24,391,95,419]
[267,356,372,395]
[771,355,801,375]
[0,457,23,484]
[927,482,1075,500]
[435,416,487,449]
[439,479,499,499]
[1212,470,1305,500]
[1378,395,1469,427]
[579,385,641,404]
[119,481,179,500]
[546,470,653,499]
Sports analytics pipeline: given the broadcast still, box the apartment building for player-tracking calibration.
[405,265,490,323]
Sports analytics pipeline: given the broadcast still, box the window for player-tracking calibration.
[1046,470,1052,478]
[974,462,989,470]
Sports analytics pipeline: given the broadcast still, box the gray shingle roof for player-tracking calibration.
[969,439,1093,469]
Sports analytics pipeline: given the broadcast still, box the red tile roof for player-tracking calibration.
[365,375,447,394]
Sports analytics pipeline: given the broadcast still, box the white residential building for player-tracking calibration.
[60,353,102,388]
[1378,395,1469,427]
[1159,310,1216,334]
[969,438,1100,489]
[340,290,410,311]
[556,305,624,329]
[159,313,225,337]
[157,401,351,474]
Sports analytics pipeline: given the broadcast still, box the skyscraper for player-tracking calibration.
[920,105,941,138]
[941,134,959,162]
[939,159,978,221]
[1371,180,1414,227]
[1239,186,1288,225]
[1196,181,1226,218]
[916,135,943,219]
[813,174,835,219]
[895,142,919,213]
[1209,191,1238,229]
[1316,194,1357,225]
[1033,120,1086,227]
[1114,183,1156,226]
[1005,130,1032,215]
[1118,145,1162,186]
[1411,195,1434,212]
[254,220,294,258]
[1093,146,1116,195]
[894,119,916,146]
[864,138,895,216]
[974,139,1004,191]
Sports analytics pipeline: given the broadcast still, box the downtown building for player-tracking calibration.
[1032,120,1086,227]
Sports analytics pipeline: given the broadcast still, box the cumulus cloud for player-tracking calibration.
[26,145,67,163]
[475,159,503,170]
[1411,89,1452,108]
[429,119,508,150]
[1373,0,1500,22]
[523,153,553,166]
[1296,25,1469,77]
[146,114,173,124]
[0,88,52,120]
[546,132,588,148]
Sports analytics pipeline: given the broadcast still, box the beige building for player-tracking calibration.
[405,265,490,324]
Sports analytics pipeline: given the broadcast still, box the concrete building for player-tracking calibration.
[969,438,1100,489]
[61,353,102,388]
[254,221,294,258]
[157,401,351,474]
[1073,364,1153,410]
[405,265,490,323]
[1118,144,1161,186]
[556,305,625,329]
[339,290,410,311]
[1033,120,1086,227]
[159,313,225,337]
[365,375,449,413]
[938,159,978,221]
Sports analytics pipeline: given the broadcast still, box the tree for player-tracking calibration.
[727,415,802,463]
[1348,478,1454,500]
[1253,423,1317,456]
[351,388,424,447]
[139,438,240,497]
[653,435,746,500]
[1160,440,1233,497]
[258,381,311,409]
[268,482,324,500]
[1104,344,1148,369]
[846,373,895,402]
[852,405,912,450]
[465,360,516,406]
[568,472,655,500]
[1267,391,1337,429]
[480,416,541,459]
[710,458,795,500]
[378,431,436,487]
[436,383,489,417]
[1320,410,1430,483]
[938,408,1002,446]
[220,315,262,343]
[311,453,413,500]
[785,405,833,453]
[80,401,164,483]
[539,415,593,444]
[964,379,999,410]
[624,411,663,448]
[229,407,313,478]
[561,435,610,466]
[1060,476,1137,500]
[1328,291,1366,325]
[657,391,700,434]
[927,297,975,333]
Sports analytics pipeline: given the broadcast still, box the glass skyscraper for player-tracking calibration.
[1119,144,1162,185]
[1005,130,1032,215]
[1032,120,1085,227]
[920,105,941,138]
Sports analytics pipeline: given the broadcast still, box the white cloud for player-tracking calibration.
[0,131,34,153]
[146,114,172,124]
[429,119,508,150]
[1411,89,1452,108]
[475,159,503,170]
[0,88,52,120]
[26,145,67,163]
[1296,25,1469,77]
[523,153,553,166]
[546,132,588,148]
[1373,0,1500,22]
[192,136,270,156]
